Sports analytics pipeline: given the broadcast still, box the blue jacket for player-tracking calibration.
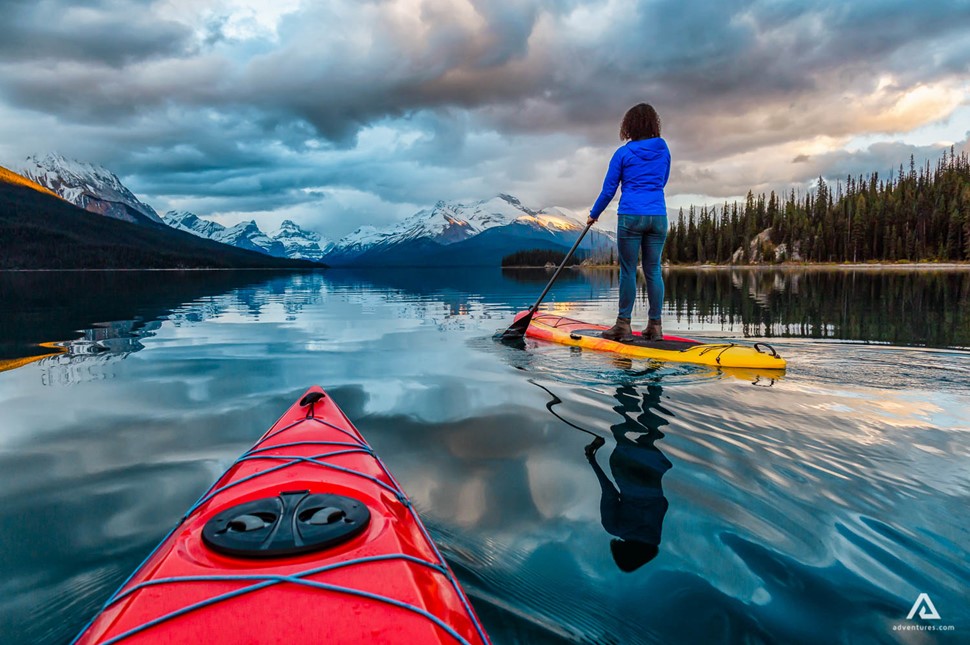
[590,138,670,219]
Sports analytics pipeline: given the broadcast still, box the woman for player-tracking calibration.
[587,103,670,342]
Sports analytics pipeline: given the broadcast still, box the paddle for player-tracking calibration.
[497,220,594,341]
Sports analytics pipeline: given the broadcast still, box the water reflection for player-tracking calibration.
[1,268,969,644]
[342,266,970,348]
[3,267,967,380]
[537,378,673,573]
[664,267,970,347]
[36,320,161,386]
[586,385,672,573]
[0,270,314,371]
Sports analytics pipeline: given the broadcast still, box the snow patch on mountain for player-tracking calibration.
[17,153,162,224]
[214,220,286,257]
[534,206,589,231]
[164,210,226,238]
[326,194,574,262]
[164,211,330,261]
[271,220,334,261]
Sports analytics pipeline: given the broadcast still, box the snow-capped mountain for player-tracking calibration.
[9,152,607,267]
[17,153,163,225]
[163,210,226,239]
[272,220,334,261]
[390,194,534,243]
[334,225,383,257]
[215,220,286,257]
[323,194,614,266]
[328,194,537,261]
[165,196,563,266]
[163,211,330,261]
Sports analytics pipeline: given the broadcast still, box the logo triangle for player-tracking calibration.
[906,593,941,620]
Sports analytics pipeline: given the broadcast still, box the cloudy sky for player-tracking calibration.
[1,0,969,239]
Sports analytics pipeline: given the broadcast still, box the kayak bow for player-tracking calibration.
[74,387,490,645]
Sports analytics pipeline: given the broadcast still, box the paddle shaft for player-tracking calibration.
[527,220,594,313]
[497,219,595,340]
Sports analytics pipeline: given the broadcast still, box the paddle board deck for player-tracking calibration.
[520,311,787,370]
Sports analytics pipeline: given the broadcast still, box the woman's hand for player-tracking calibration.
[587,216,597,226]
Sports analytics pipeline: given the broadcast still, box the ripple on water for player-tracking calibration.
[431,524,662,645]
[0,562,127,645]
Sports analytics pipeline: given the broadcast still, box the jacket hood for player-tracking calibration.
[626,138,669,162]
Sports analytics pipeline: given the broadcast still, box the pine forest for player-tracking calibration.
[664,148,970,264]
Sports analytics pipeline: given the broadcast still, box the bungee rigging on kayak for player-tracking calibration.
[73,387,491,645]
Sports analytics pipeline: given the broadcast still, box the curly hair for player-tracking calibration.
[620,103,661,141]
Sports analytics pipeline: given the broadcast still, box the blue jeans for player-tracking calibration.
[617,214,668,320]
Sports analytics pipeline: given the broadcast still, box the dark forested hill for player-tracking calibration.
[0,171,324,270]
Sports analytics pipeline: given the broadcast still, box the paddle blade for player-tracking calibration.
[495,309,533,342]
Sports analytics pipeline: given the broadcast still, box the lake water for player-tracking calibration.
[1,268,968,644]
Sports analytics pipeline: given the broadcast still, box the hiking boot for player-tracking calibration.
[602,317,633,342]
[643,318,663,341]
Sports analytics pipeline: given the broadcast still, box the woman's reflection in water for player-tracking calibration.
[586,384,672,572]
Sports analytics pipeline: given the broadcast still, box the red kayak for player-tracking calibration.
[73,386,490,645]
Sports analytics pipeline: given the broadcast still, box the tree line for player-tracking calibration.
[665,148,970,264]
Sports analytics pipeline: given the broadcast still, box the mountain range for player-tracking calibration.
[162,195,613,266]
[0,164,320,270]
[5,153,612,267]
[320,195,613,266]
[163,211,333,262]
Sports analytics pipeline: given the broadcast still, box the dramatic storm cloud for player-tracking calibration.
[1,0,968,237]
